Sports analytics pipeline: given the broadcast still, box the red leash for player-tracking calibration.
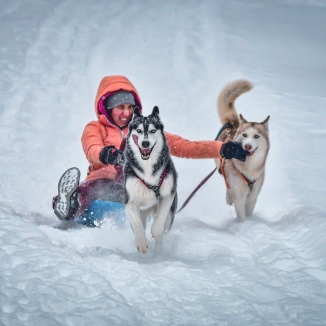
[176,122,233,214]
[176,167,217,214]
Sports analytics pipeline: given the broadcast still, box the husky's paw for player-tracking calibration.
[136,240,148,254]
[237,216,246,223]
[226,199,233,206]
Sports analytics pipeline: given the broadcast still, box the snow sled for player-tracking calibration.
[74,200,127,228]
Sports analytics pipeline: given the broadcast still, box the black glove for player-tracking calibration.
[220,142,249,162]
[99,146,125,166]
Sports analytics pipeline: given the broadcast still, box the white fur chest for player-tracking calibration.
[126,166,173,210]
[126,177,157,209]
[233,152,265,181]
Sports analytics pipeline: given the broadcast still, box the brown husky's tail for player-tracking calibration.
[217,80,253,140]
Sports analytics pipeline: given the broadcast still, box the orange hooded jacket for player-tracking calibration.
[82,75,222,181]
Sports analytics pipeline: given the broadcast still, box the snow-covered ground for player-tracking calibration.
[1,0,326,325]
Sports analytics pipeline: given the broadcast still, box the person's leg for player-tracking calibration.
[53,172,125,221]
[85,178,124,204]
[74,178,125,226]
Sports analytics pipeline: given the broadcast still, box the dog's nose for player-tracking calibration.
[142,140,150,148]
[245,144,252,151]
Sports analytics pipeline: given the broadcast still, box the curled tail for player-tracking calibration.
[216,79,253,140]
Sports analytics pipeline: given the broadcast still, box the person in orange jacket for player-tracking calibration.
[52,75,248,223]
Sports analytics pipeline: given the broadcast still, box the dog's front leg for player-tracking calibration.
[246,175,264,216]
[245,198,257,217]
[151,194,176,238]
[226,189,233,205]
[125,204,148,253]
[233,197,247,222]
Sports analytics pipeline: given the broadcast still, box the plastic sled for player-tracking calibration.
[74,199,126,227]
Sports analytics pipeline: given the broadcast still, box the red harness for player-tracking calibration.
[138,168,167,197]
[219,158,255,191]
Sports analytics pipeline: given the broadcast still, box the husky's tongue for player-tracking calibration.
[248,147,258,156]
[132,134,139,146]
[141,148,151,159]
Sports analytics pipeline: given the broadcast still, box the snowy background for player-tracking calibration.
[1,0,326,325]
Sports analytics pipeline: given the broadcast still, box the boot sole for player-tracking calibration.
[54,167,80,220]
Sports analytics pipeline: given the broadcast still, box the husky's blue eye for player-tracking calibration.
[136,129,142,134]
[150,129,156,133]
[243,133,247,137]
[254,134,260,139]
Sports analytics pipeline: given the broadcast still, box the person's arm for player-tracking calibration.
[165,132,222,159]
[81,121,105,164]
[82,121,125,166]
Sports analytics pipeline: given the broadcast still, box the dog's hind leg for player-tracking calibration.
[165,194,178,231]
[140,207,153,230]
[162,204,176,233]
[151,194,176,238]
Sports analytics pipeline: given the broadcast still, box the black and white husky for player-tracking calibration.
[124,106,178,253]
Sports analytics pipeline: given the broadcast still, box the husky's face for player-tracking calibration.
[128,106,164,160]
[235,114,270,156]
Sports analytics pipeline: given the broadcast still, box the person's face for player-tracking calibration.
[111,104,134,128]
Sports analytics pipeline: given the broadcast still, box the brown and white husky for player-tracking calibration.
[215,80,270,221]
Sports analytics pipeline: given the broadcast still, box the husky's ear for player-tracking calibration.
[261,115,270,125]
[152,106,159,116]
[133,106,141,117]
[239,114,247,123]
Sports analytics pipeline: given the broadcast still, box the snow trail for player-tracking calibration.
[1,1,326,325]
